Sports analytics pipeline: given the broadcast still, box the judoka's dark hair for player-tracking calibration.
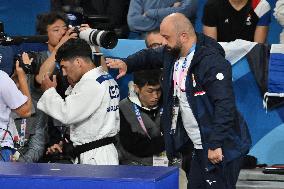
[55,38,92,63]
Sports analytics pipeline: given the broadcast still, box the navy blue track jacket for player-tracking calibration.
[124,33,251,171]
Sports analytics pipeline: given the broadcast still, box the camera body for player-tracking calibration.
[14,51,37,74]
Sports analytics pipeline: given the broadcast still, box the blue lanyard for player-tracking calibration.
[175,44,196,71]
[173,44,196,93]
[132,104,163,139]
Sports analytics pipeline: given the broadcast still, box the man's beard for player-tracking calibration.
[165,44,181,59]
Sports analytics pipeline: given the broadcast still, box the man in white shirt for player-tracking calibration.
[0,59,32,161]
[37,38,120,165]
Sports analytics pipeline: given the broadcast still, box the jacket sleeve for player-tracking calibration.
[127,0,159,32]
[201,55,236,150]
[18,110,47,162]
[146,0,198,22]
[125,47,165,73]
[37,79,105,125]
[119,110,165,157]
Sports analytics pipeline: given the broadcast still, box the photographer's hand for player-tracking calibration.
[12,61,32,117]
[41,74,57,92]
[12,60,26,86]
[21,52,33,65]
[79,24,90,31]
[46,141,63,155]
[55,28,78,51]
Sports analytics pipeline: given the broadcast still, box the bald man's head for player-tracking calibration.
[161,13,195,36]
[160,13,196,58]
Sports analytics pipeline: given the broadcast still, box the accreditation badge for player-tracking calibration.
[153,151,169,167]
[171,96,179,134]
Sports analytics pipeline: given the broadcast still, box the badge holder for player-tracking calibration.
[153,151,169,167]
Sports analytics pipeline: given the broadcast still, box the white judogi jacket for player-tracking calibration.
[37,67,120,165]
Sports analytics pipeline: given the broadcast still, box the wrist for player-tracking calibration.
[17,74,27,82]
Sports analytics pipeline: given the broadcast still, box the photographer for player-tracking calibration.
[35,12,86,85]
[0,56,32,162]
[37,38,120,165]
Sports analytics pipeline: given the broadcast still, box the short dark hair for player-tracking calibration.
[36,12,68,35]
[55,38,92,63]
[133,69,162,88]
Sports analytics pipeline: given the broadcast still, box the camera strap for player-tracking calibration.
[72,136,116,159]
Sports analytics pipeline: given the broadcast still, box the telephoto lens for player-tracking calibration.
[79,28,118,49]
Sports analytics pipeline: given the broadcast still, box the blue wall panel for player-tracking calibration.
[0,0,50,36]
[0,163,179,189]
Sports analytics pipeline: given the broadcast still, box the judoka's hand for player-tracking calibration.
[105,58,127,79]
[12,61,27,88]
[208,148,224,164]
[41,74,57,92]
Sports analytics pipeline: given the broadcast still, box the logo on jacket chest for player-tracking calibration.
[109,85,120,99]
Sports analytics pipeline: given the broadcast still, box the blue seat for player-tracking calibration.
[0,0,50,36]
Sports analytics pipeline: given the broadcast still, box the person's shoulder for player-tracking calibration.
[0,70,12,87]
[203,0,222,13]
[0,70,9,78]
[119,97,130,106]
[196,34,225,56]
[196,37,227,67]
[251,0,271,14]
[204,0,222,7]
[251,0,271,10]
[90,69,119,97]
[251,0,271,24]
[0,70,21,98]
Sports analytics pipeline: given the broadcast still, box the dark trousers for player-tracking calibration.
[0,148,14,162]
[188,149,241,189]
